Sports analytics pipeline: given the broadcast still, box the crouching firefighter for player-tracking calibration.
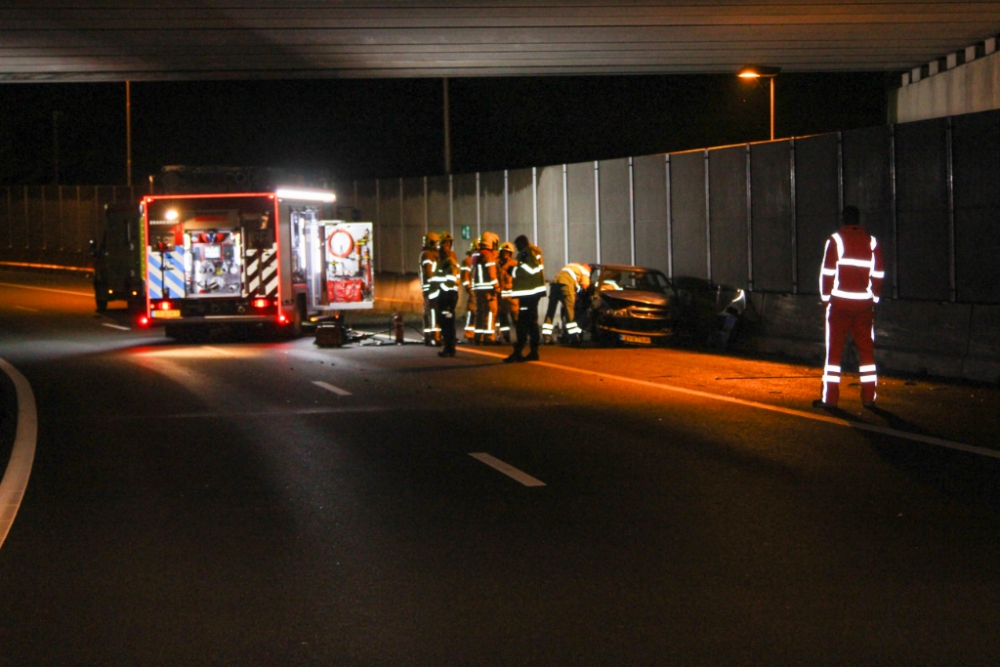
[542,262,590,344]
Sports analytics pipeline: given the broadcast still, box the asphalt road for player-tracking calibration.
[2,270,1000,666]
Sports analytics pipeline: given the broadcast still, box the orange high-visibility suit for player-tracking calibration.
[819,217,885,406]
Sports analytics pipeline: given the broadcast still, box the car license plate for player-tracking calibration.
[621,333,651,345]
[151,309,181,319]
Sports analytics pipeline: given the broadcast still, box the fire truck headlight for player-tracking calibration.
[165,209,179,221]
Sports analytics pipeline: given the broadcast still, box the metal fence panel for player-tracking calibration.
[402,177,425,274]
[354,180,379,271]
[894,117,949,301]
[633,154,668,275]
[507,168,534,249]
[536,165,564,270]
[708,145,749,289]
[566,161,597,265]
[794,134,840,295]
[842,125,895,298]
[26,186,44,252]
[670,150,708,280]
[453,173,478,241]
[378,179,404,274]
[0,188,11,250]
[751,141,793,293]
[480,171,506,239]
[597,157,632,266]
[952,109,1000,304]
[427,175,452,236]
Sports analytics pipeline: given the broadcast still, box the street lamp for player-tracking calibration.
[738,65,781,141]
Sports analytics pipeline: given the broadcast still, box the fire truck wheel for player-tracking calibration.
[95,297,108,313]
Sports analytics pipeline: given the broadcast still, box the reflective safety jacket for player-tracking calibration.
[460,253,474,292]
[472,247,499,292]
[497,254,517,298]
[554,263,591,291]
[420,247,440,298]
[510,243,546,298]
[435,248,460,292]
[820,225,885,305]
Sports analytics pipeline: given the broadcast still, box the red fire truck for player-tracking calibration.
[139,187,373,339]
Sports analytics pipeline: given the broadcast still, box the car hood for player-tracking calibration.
[599,290,671,308]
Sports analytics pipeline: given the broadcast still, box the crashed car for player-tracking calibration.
[582,264,747,347]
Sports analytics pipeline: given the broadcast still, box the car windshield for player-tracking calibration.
[595,269,671,293]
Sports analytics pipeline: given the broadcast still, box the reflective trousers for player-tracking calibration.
[542,282,581,338]
[474,291,498,343]
[436,290,458,354]
[822,301,877,405]
[498,296,519,342]
[513,293,541,355]
[422,294,440,343]
[463,287,476,339]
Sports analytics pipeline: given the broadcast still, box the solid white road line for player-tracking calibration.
[202,345,237,356]
[0,357,38,551]
[459,347,1000,460]
[0,282,92,298]
[470,453,546,487]
[313,380,352,396]
[102,323,131,331]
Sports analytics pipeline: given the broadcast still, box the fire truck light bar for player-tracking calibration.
[275,188,336,202]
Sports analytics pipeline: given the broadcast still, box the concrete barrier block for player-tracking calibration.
[373,272,422,313]
[964,304,1000,383]
[875,300,972,355]
[753,293,826,342]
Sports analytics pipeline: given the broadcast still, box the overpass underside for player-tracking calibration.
[1,2,998,82]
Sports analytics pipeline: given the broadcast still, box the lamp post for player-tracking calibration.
[738,65,781,141]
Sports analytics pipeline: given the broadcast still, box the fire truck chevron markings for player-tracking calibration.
[313,380,352,396]
[469,453,546,487]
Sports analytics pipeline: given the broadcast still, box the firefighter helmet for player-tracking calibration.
[470,238,480,253]
[439,231,454,243]
[481,231,500,250]
[423,232,440,247]
[500,241,515,254]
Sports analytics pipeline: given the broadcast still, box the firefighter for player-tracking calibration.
[460,239,478,341]
[504,235,546,363]
[496,241,519,343]
[815,205,885,409]
[472,232,501,344]
[542,262,590,344]
[435,232,461,357]
[419,232,441,345]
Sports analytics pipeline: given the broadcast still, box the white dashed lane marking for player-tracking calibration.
[313,380,352,396]
[102,323,131,331]
[470,453,546,487]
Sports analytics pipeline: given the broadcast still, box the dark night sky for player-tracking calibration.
[0,73,892,186]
